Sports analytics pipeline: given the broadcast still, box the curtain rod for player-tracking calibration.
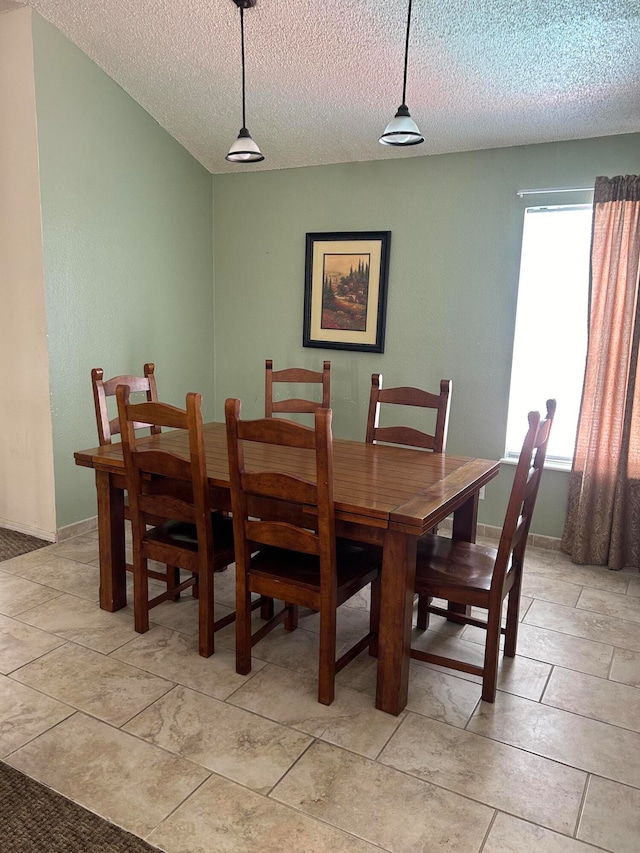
[516,186,593,198]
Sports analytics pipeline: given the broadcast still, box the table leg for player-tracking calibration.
[96,470,127,611]
[447,491,480,622]
[375,529,417,716]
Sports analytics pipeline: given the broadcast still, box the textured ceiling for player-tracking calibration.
[9,0,640,174]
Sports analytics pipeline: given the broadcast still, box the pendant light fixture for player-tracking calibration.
[226,0,264,163]
[379,0,424,147]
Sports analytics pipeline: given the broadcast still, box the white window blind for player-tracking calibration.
[505,204,593,464]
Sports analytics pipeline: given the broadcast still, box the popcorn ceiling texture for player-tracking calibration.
[15,0,640,173]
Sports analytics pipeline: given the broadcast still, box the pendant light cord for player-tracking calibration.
[240,6,246,128]
[401,0,413,107]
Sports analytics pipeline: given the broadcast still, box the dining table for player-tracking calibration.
[74,422,499,716]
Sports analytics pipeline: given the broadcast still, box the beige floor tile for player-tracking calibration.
[110,625,266,699]
[124,685,311,793]
[297,601,375,641]
[0,547,59,575]
[335,647,380,694]
[616,566,640,576]
[0,674,73,755]
[7,712,209,838]
[0,613,66,674]
[522,557,629,594]
[228,663,404,758]
[518,597,534,619]
[578,776,640,853]
[3,531,638,851]
[484,812,600,852]
[0,570,63,617]
[16,593,140,653]
[204,563,237,609]
[543,667,640,733]
[12,642,174,726]
[405,665,482,726]
[577,586,640,624]
[411,627,486,669]
[521,571,582,607]
[43,533,100,564]
[610,647,640,688]
[494,654,552,701]
[8,556,101,602]
[410,641,553,702]
[219,621,326,676]
[380,713,585,833]
[461,623,506,647]
[467,691,640,788]
[149,772,381,853]
[143,595,234,637]
[524,600,640,653]
[271,740,493,853]
[515,622,613,677]
[343,585,371,612]
[522,547,567,568]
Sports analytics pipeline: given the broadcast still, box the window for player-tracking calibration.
[505,204,593,465]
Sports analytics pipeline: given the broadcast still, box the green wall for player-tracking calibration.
[28,9,639,538]
[32,15,215,527]
[212,134,640,538]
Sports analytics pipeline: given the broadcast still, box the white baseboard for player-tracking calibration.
[56,516,98,542]
[0,516,56,542]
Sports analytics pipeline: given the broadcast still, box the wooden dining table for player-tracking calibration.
[74,422,499,715]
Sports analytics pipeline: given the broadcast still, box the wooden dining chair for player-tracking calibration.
[116,385,238,657]
[225,397,381,705]
[265,359,331,419]
[91,363,184,594]
[91,364,160,446]
[410,399,556,702]
[365,373,452,451]
[366,373,452,627]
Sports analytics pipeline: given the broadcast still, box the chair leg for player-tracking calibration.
[369,577,381,657]
[284,603,299,632]
[235,575,252,676]
[133,555,149,635]
[260,596,274,620]
[166,565,181,601]
[416,593,432,630]
[481,607,502,702]
[504,586,521,657]
[198,568,215,658]
[317,608,337,705]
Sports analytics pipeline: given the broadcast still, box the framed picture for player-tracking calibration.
[303,231,391,353]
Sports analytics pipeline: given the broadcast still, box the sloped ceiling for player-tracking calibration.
[7,0,640,174]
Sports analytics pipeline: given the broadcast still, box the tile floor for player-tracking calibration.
[1,531,640,852]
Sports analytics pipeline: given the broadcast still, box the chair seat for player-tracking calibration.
[250,538,381,594]
[416,534,499,594]
[146,513,235,569]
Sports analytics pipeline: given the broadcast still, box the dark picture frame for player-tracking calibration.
[303,231,391,353]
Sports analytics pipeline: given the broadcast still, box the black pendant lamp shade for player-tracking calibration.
[379,0,424,146]
[226,0,264,163]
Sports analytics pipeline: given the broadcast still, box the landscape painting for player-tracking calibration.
[303,231,391,353]
[321,253,370,331]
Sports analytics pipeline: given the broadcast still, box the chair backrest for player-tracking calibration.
[492,399,557,595]
[116,386,214,561]
[91,364,160,445]
[226,397,336,583]
[265,359,331,418]
[365,374,452,452]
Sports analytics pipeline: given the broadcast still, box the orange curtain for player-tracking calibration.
[562,175,640,569]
